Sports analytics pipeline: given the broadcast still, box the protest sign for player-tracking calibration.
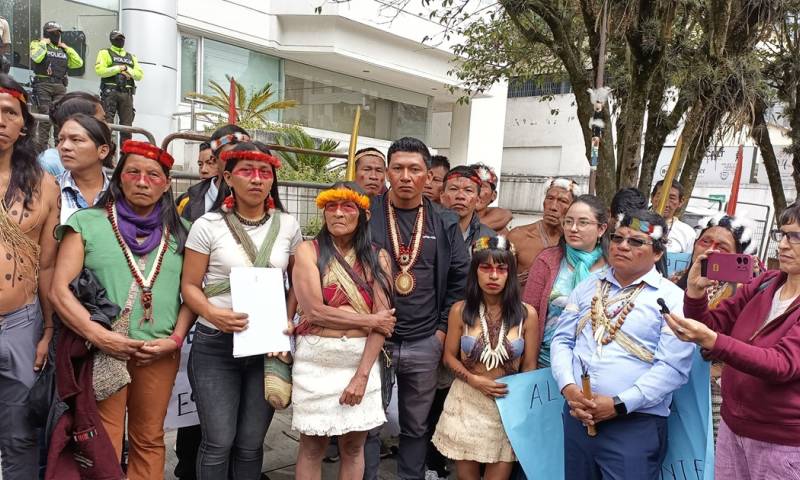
[667,252,693,277]
[164,326,199,430]
[496,350,713,479]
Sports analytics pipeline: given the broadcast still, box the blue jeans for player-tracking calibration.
[188,323,274,480]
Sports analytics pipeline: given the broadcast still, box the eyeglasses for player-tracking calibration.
[609,233,653,248]
[120,171,167,186]
[562,218,600,230]
[770,229,800,244]
[478,263,509,275]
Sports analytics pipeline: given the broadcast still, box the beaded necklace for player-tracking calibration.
[106,201,171,322]
[386,200,425,296]
[233,209,270,227]
[590,280,645,355]
[478,303,509,370]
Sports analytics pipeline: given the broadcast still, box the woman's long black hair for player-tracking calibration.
[61,113,116,169]
[0,74,42,210]
[462,239,526,328]
[316,181,393,306]
[95,150,189,254]
[210,142,286,212]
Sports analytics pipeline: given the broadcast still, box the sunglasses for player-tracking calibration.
[610,233,653,248]
[120,171,167,186]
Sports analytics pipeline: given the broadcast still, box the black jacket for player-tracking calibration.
[176,177,215,222]
[465,213,496,252]
[369,193,469,335]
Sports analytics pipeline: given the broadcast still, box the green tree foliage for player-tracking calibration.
[187,75,297,129]
[275,127,344,184]
[378,0,782,204]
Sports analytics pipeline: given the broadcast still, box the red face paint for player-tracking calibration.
[232,167,273,181]
[121,171,168,186]
[324,201,360,214]
[478,263,509,275]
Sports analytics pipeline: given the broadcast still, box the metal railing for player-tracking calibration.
[160,131,349,159]
[31,112,157,145]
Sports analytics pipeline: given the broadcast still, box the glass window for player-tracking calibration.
[283,60,431,141]
[179,35,197,101]
[201,38,282,121]
[0,0,119,92]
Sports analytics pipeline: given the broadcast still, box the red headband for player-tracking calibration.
[220,149,281,168]
[0,87,27,104]
[446,171,482,187]
[121,140,174,169]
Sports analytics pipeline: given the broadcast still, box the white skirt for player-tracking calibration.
[291,335,385,436]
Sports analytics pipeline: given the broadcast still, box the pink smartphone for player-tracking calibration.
[700,252,753,284]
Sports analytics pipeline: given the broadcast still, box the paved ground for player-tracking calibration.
[163,408,403,479]
[1,406,458,479]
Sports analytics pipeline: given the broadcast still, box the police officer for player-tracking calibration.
[29,21,83,151]
[95,30,142,143]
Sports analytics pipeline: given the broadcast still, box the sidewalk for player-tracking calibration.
[164,408,402,479]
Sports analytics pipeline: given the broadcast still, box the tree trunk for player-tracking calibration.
[679,106,720,202]
[638,72,689,194]
[791,81,800,195]
[617,76,650,188]
[753,99,788,217]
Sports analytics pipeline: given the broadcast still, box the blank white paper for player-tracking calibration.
[230,267,291,358]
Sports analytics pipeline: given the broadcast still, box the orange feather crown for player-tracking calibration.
[315,188,370,211]
[220,149,281,168]
[121,140,174,169]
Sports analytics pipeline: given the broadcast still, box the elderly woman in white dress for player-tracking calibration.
[291,182,395,479]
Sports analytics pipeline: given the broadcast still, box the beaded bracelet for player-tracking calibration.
[168,333,184,348]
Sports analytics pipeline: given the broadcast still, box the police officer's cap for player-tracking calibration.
[43,21,62,32]
[109,30,125,41]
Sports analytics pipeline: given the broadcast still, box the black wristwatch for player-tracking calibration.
[613,396,628,416]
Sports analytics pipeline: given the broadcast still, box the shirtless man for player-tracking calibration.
[507,178,576,288]
[472,163,512,234]
[0,74,60,480]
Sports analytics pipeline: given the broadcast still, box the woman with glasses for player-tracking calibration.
[523,194,609,367]
[664,203,800,478]
[670,214,760,439]
[432,236,538,480]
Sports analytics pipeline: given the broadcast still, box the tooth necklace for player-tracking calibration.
[479,303,509,370]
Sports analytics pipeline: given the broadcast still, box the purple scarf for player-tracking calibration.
[115,198,164,256]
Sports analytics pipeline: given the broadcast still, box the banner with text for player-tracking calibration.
[496,350,713,479]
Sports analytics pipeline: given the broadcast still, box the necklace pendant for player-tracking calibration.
[395,271,415,296]
[399,253,411,265]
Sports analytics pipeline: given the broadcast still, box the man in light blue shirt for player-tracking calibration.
[551,208,694,479]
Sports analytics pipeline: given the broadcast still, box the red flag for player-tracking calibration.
[727,144,744,216]
[228,77,238,125]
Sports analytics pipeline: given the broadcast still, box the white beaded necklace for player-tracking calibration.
[479,303,509,370]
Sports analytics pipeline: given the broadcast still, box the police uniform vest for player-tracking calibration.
[32,44,68,80]
[101,49,135,90]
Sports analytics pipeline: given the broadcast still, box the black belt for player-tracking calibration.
[33,77,64,84]
[101,85,134,93]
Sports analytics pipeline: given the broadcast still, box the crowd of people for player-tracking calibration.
[0,31,798,480]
